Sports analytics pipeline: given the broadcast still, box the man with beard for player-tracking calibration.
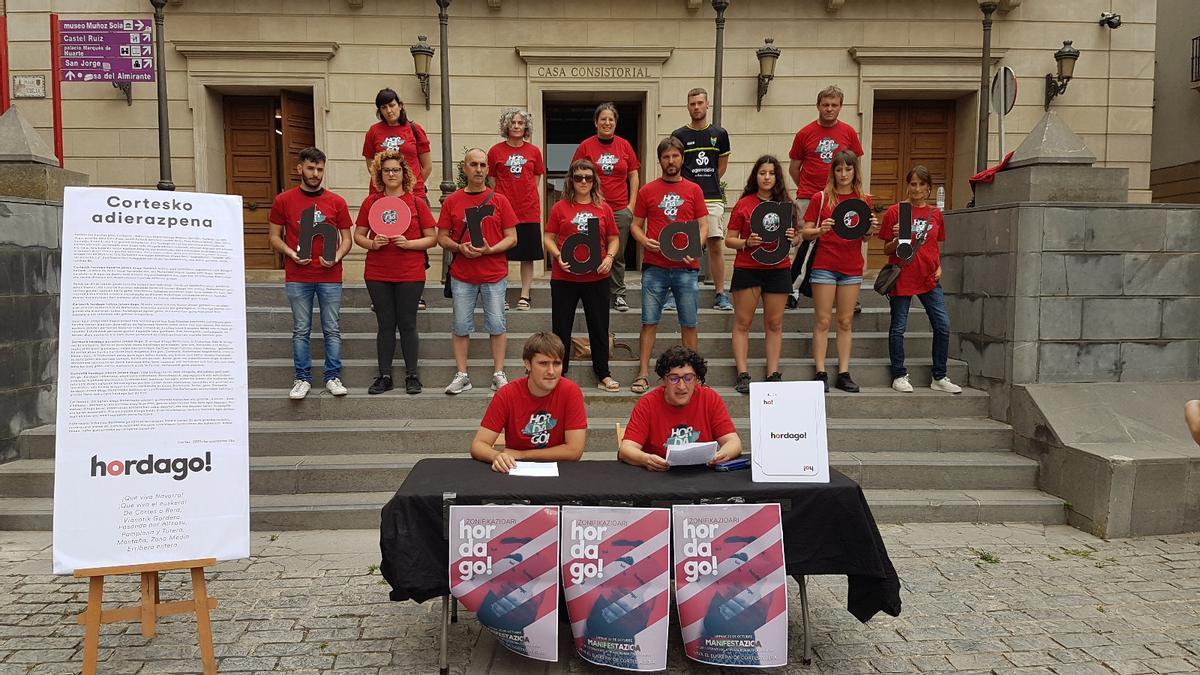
[628,138,710,395]
[470,332,587,472]
[267,147,354,400]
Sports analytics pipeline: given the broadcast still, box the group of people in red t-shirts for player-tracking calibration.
[268,83,960,406]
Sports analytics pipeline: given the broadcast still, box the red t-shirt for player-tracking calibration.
[545,200,619,283]
[437,189,519,285]
[728,193,792,271]
[362,120,431,197]
[788,120,864,198]
[487,141,544,223]
[355,192,436,283]
[268,187,353,283]
[632,178,709,270]
[572,135,640,211]
[878,203,945,297]
[803,191,873,277]
[623,386,737,460]
[481,377,588,451]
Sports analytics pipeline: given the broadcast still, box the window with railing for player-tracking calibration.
[1193,36,1200,83]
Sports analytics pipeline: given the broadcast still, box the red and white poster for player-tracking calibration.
[449,505,559,661]
[560,506,671,671]
[672,504,788,667]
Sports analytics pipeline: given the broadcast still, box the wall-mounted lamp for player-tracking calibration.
[755,37,780,111]
[1044,40,1080,110]
[409,35,434,111]
[1098,12,1122,29]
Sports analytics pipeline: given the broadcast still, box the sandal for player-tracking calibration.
[517,297,531,311]
[598,377,620,392]
[631,376,650,394]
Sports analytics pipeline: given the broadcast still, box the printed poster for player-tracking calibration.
[53,187,249,574]
[673,504,788,667]
[750,381,830,483]
[561,506,671,671]
[449,505,559,661]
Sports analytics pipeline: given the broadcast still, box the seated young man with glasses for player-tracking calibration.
[618,346,743,471]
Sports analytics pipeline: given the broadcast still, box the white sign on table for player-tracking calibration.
[748,381,829,483]
[52,187,250,574]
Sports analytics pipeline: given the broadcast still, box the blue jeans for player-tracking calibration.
[450,277,507,336]
[641,265,699,328]
[285,282,342,382]
[888,284,950,380]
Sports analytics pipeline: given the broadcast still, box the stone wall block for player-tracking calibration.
[984,212,1014,252]
[980,341,1008,380]
[982,297,1011,339]
[1163,208,1200,251]
[1010,340,1039,383]
[978,253,1012,297]
[1013,252,1041,297]
[1012,297,1041,341]
[1084,208,1164,252]
[1123,253,1200,295]
[959,339,984,377]
[30,249,61,295]
[1040,253,1068,295]
[0,201,60,248]
[1081,298,1162,339]
[1015,208,1045,254]
[1041,208,1086,251]
[1119,341,1200,381]
[1038,297,1083,340]
[945,218,989,255]
[1037,342,1121,382]
[1064,254,1125,295]
[1130,462,1191,534]
[0,344,32,389]
[34,340,58,385]
[949,296,982,334]
[939,256,963,294]
[1161,298,1200,339]
[0,248,28,295]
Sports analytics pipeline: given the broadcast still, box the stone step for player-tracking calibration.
[0,487,1067,531]
[0,451,1039,499]
[245,385,991,420]
[241,356,967,389]
[247,330,934,360]
[18,417,1012,459]
[244,305,925,334]
[245,282,898,310]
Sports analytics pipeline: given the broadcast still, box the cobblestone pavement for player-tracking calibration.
[1,524,1198,674]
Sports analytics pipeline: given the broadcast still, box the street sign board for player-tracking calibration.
[990,66,1017,115]
[57,18,155,83]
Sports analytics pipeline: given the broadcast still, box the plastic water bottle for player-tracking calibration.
[936,186,945,210]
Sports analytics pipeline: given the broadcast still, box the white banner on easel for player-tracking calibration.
[52,187,250,575]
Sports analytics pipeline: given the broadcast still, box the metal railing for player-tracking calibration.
[1192,36,1200,83]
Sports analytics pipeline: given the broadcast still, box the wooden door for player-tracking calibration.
[279,90,315,189]
[868,100,955,273]
[224,96,280,270]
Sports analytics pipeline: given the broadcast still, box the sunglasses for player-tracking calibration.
[382,168,404,174]
[665,373,698,385]
[570,174,595,183]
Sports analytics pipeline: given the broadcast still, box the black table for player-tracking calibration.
[379,458,902,670]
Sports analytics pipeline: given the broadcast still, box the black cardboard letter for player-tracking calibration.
[659,219,702,262]
[297,206,339,262]
[895,202,915,261]
[464,203,493,249]
[560,217,602,274]
[749,200,794,267]
[830,198,873,241]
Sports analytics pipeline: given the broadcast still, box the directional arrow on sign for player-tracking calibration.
[65,71,76,80]
[135,20,147,30]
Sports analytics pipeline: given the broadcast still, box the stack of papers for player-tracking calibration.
[509,461,559,477]
[665,441,718,466]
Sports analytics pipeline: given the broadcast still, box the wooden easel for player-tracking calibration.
[74,558,219,675]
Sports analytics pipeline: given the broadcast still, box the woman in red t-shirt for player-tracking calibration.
[353,151,437,396]
[487,108,545,310]
[801,150,879,393]
[724,155,801,394]
[878,165,961,395]
[543,159,621,391]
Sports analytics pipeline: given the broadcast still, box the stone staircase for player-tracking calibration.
[0,278,1065,529]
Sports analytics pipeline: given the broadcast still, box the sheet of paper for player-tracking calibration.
[509,461,559,477]
[665,441,719,466]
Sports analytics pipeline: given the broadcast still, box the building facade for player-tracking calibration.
[4,0,1157,269]
[1150,0,1200,203]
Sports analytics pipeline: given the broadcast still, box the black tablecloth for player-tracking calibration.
[380,458,901,623]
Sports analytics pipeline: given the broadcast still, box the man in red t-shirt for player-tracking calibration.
[437,148,519,395]
[471,333,588,473]
[629,136,709,395]
[619,346,742,470]
[267,147,354,401]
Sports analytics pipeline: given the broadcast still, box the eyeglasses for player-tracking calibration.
[570,174,595,183]
[665,373,698,386]
[382,168,403,174]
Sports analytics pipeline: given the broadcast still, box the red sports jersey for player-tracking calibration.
[803,191,873,277]
[355,192,436,283]
[487,141,545,223]
[572,135,640,211]
[362,120,431,197]
[728,193,793,271]
[545,200,619,283]
[437,189,519,285]
[788,120,864,198]
[268,187,353,283]
[878,202,946,297]
[481,377,588,451]
[632,178,709,270]
[623,386,737,460]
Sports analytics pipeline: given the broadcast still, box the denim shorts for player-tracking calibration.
[450,277,507,336]
[809,268,863,286]
[641,265,699,328]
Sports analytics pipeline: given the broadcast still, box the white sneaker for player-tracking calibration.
[891,375,913,393]
[325,377,348,396]
[289,380,311,400]
[445,371,472,395]
[491,371,509,391]
[930,377,963,394]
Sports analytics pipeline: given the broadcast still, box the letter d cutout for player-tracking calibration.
[297,206,338,262]
[560,217,602,274]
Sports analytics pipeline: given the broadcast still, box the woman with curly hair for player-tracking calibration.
[488,107,545,310]
[353,151,437,395]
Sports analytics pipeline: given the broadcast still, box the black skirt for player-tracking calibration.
[506,222,544,261]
